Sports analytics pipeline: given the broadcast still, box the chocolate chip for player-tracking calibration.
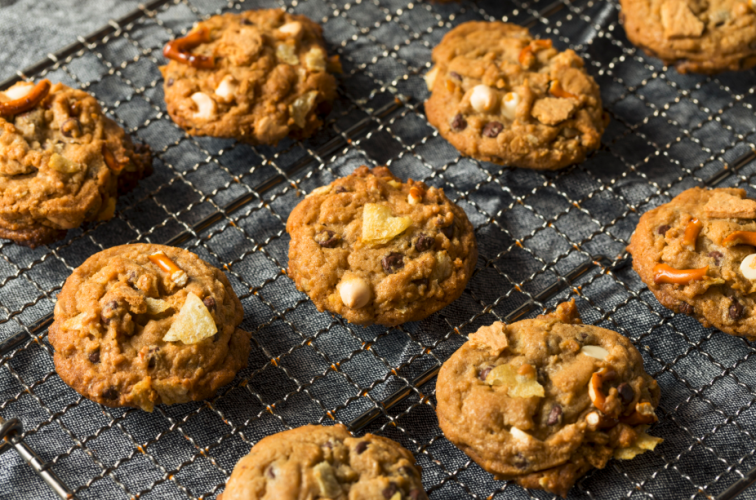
[355,441,368,454]
[267,466,275,478]
[482,121,504,138]
[617,383,635,405]
[730,299,744,320]
[382,252,404,274]
[167,78,174,87]
[412,278,429,287]
[101,300,119,323]
[679,302,694,315]
[315,230,339,248]
[409,490,423,500]
[102,388,119,400]
[547,404,562,425]
[513,452,529,469]
[383,483,398,499]
[323,441,333,449]
[88,349,100,364]
[478,367,492,381]
[401,465,416,477]
[203,296,216,311]
[60,118,81,138]
[415,233,434,252]
[335,186,348,193]
[657,224,670,235]
[147,347,159,369]
[147,356,156,369]
[449,71,462,81]
[708,251,723,265]
[127,271,138,285]
[450,113,467,132]
[241,18,253,25]
[441,224,454,240]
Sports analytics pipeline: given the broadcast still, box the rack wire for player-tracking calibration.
[1,0,756,498]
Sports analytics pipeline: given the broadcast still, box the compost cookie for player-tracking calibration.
[219,424,427,500]
[0,80,151,247]
[627,187,756,339]
[286,166,477,326]
[424,21,606,170]
[49,244,250,411]
[436,301,662,497]
[160,9,340,144]
[620,0,756,74]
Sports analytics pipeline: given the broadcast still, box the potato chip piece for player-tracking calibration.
[361,203,412,244]
[485,363,545,398]
[431,251,453,282]
[614,430,663,460]
[145,297,171,314]
[289,90,318,128]
[162,292,217,344]
[313,461,341,497]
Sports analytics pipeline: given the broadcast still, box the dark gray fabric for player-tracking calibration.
[1,0,756,499]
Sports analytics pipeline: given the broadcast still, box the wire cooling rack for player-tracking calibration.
[1,0,756,498]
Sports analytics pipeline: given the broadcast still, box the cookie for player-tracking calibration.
[160,9,341,145]
[424,22,606,170]
[620,0,756,74]
[286,166,477,326]
[0,80,152,247]
[49,243,250,412]
[627,187,756,339]
[220,424,427,500]
[435,301,662,497]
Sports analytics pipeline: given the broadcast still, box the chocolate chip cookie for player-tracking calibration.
[627,187,756,339]
[0,80,152,247]
[160,9,341,145]
[620,0,756,74]
[49,243,250,412]
[424,22,606,170]
[286,166,477,326]
[436,301,662,497]
[220,424,427,500]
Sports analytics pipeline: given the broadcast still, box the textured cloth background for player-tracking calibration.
[1,0,756,499]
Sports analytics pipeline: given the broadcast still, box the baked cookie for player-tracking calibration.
[220,424,427,500]
[49,243,250,412]
[160,9,341,144]
[436,301,662,497]
[424,22,606,170]
[620,0,756,74]
[0,80,152,247]
[286,166,477,326]
[627,187,756,339]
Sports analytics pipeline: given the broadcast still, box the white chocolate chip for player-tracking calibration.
[740,253,756,280]
[502,91,520,120]
[581,345,609,360]
[339,277,371,309]
[2,82,34,101]
[470,85,497,113]
[278,21,303,38]
[214,75,238,103]
[289,90,319,128]
[190,92,217,120]
[509,426,532,443]
[276,42,300,65]
[424,66,439,91]
[407,186,423,205]
[304,48,326,72]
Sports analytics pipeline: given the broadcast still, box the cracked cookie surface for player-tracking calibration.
[286,166,477,326]
[620,0,756,73]
[628,187,756,339]
[220,424,427,500]
[424,22,606,170]
[160,8,340,145]
[49,243,250,412]
[0,81,151,247]
[435,301,662,497]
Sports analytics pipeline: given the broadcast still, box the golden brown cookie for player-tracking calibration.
[424,22,606,170]
[49,243,250,412]
[160,9,341,145]
[286,166,477,326]
[435,301,662,497]
[220,424,427,500]
[627,187,756,339]
[620,0,756,74]
[0,80,152,247]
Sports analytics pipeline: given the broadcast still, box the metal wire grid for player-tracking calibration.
[0,0,755,498]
